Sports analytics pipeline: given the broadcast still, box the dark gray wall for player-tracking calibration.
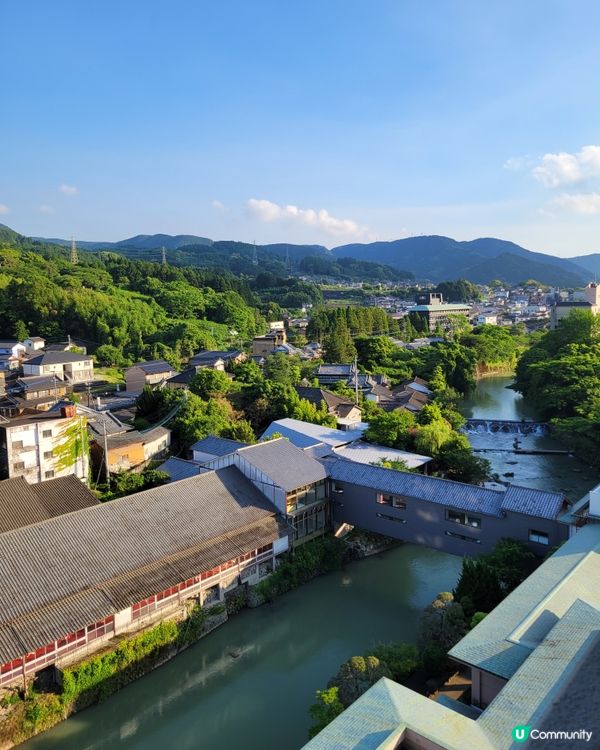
[332,480,568,556]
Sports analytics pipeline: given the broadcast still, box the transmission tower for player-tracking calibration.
[161,246,167,266]
[285,244,292,274]
[252,241,258,266]
[70,236,79,265]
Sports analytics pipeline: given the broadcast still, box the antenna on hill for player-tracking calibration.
[70,236,79,265]
[161,246,167,266]
[252,241,259,266]
[285,244,292,274]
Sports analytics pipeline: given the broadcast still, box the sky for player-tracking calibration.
[2,0,600,256]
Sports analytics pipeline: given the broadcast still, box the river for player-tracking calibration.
[460,376,599,502]
[21,546,461,750]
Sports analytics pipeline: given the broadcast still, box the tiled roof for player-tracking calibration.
[501,485,564,520]
[190,350,241,364]
[167,367,197,385]
[326,459,506,517]
[238,438,327,491]
[0,466,284,664]
[0,475,98,533]
[130,359,174,374]
[24,351,92,365]
[316,364,355,376]
[191,435,249,457]
[294,386,353,412]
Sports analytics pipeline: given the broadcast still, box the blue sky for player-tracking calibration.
[2,0,600,255]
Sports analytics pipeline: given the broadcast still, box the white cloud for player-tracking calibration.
[0,204,9,215]
[503,155,530,172]
[211,199,225,210]
[39,204,54,214]
[548,192,600,215]
[59,183,78,196]
[532,145,600,188]
[246,198,375,240]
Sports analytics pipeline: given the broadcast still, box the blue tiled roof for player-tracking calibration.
[326,458,505,517]
[501,484,564,520]
[156,457,206,482]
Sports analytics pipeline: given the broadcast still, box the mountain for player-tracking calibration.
[571,253,600,277]
[31,233,213,251]
[332,235,590,286]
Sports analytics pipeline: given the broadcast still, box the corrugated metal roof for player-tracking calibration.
[191,435,249,457]
[261,418,365,449]
[0,476,98,533]
[326,458,505,517]
[157,457,206,482]
[333,441,432,470]
[238,438,328,491]
[0,466,284,663]
[501,485,564,520]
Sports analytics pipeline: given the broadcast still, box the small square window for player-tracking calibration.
[13,462,25,471]
[42,430,52,438]
[529,529,549,545]
[12,440,24,449]
[43,451,53,460]
[44,470,55,479]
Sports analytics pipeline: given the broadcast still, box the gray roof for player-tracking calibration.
[25,351,92,365]
[295,386,353,412]
[261,418,365,449]
[191,435,249,457]
[0,476,99,533]
[167,367,197,385]
[130,359,174,374]
[0,466,283,663]
[14,375,64,392]
[449,523,600,679]
[333,441,432,470]
[105,425,169,448]
[156,457,207,482]
[315,364,355,376]
[190,350,241,364]
[238,438,328,492]
[500,485,564,520]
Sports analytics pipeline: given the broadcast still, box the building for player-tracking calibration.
[0,340,26,371]
[22,351,94,383]
[315,363,357,386]
[0,375,69,415]
[262,418,366,450]
[476,313,498,325]
[22,336,46,354]
[165,367,198,390]
[304,522,600,750]
[91,425,171,475]
[325,458,568,556]
[190,435,249,464]
[156,456,206,482]
[125,360,176,392]
[189,349,246,369]
[550,282,600,329]
[0,474,99,533]
[295,386,363,430]
[0,467,289,689]
[0,405,89,483]
[252,330,287,357]
[408,301,472,332]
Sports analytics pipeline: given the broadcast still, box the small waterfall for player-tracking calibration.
[465,419,549,436]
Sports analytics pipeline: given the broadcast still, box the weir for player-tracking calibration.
[465,418,549,436]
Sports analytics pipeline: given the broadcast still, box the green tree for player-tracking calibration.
[327,656,392,708]
[308,687,344,739]
[190,369,232,400]
[453,558,504,619]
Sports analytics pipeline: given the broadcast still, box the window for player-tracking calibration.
[445,530,481,544]
[44,470,55,479]
[43,451,53,460]
[42,430,52,438]
[377,493,406,509]
[12,440,24,450]
[529,529,549,545]
[445,509,481,529]
[376,512,406,524]
[13,462,25,471]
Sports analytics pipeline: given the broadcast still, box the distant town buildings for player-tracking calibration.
[125,360,176,393]
[550,282,600,329]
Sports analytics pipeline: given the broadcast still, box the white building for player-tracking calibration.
[23,351,94,383]
[0,405,89,483]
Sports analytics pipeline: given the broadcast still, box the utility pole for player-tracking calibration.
[102,421,110,489]
[70,236,79,265]
[354,355,359,406]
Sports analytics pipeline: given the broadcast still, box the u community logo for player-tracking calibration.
[513,726,531,743]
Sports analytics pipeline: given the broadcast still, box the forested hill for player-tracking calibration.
[0,238,322,365]
[2,226,410,281]
[332,235,591,286]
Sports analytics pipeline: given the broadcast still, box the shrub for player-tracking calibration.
[327,655,392,708]
[420,644,448,675]
[308,687,344,738]
[371,642,418,682]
